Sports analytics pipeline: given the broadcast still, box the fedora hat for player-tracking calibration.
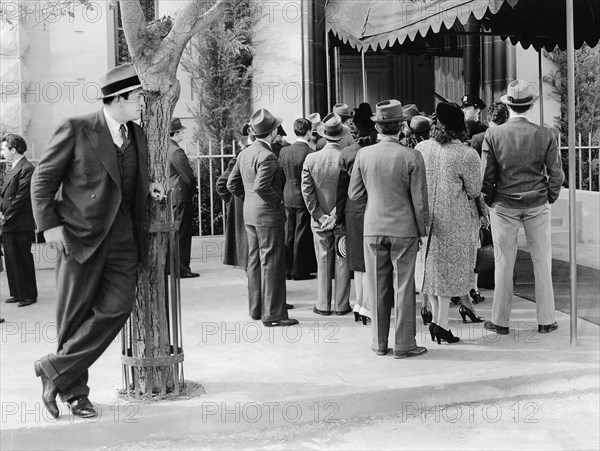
[402,104,420,122]
[409,115,432,134]
[436,102,466,133]
[248,108,282,136]
[170,118,186,134]
[332,103,352,119]
[371,99,406,123]
[461,94,486,110]
[308,112,322,132]
[316,113,344,141]
[98,63,143,99]
[500,80,539,106]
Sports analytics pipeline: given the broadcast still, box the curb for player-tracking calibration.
[2,366,598,450]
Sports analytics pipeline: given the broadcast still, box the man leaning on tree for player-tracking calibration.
[31,63,164,419]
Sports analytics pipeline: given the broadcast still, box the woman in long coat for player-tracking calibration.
[415,102,486,344]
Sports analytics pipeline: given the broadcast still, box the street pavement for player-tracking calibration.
[0,238,599,450]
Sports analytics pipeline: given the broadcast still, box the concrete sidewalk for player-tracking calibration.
[1,239,599,450]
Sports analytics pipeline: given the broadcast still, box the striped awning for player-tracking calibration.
[326,0,600,51]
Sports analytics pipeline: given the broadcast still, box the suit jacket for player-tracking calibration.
[0,157,36,232]
[301,142,342,228]
[226,140,285,227]
[469,131,485,157]
[31,109,150,264]
[336,141,370,222]
[482,117,564,208]
[349,136,428,238]
[168,139,198,204]
[279,140,313,208]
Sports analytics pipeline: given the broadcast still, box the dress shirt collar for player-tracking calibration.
[11,154,24,168]
[295,138,309,145]
[103,108,127,146]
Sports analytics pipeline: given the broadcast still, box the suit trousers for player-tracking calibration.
[175,201,194,274]
[313,227,351,312]
[245,224,288,322]
[2,231,38,300]
[39,209,137,402]
[285,206,316,278]
[364,236,418,354]
[489,202,555,327]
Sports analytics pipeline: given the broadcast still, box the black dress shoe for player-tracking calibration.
[68,396,97,419]
[18,298,37,307]
[394,346,428,359]
[263,318,299,327]
[180,272,200,278]
[292,275,316,280]
[34,360,59,419]
[0,318,4,323]
[312,306,331,316]
[470,289,485,304]
[372,347,391,356]
[538,322,558,333]
[484,321,509,335]
[251,315,261,320]
[335,307,353,316]
[286,303,294,309]
[5,297,20,304]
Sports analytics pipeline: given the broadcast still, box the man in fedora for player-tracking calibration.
[349,99,429,359]
[168,117,199,278]
[279,118,317,281]
[227,108,298,327]
[316,103,356,150]
[0,134,38,308]
[307,112,322,150]
[482,80,564,335]
[302,113,352,316]
[31,63,163,419]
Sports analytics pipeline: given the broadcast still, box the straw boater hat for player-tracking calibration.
[332,103,352,120]
[371,99,407,123]
[170,118,186,134]
[500,79,539,106]
[97,63,143,99]
[436,102,466,132]
[316,113,344,141]
[248,108,282,136]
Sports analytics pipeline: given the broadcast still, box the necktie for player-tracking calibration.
[119,124,130,149]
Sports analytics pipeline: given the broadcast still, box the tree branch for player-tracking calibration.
[119,0,147,61]
[168,0,224,49]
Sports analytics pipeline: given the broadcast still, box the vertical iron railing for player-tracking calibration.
[558,133,599,192]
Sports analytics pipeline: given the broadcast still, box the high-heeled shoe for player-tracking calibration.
[428,322,437,342]
[361,315,371,325]
[433,325,460,344]
[354,312,361,322]
[470,289,485,304]
[420,307,432,325]
[459,305,484,323]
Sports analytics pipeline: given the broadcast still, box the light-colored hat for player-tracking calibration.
[248,108,282,136]
[371,99,407,123]
[402,104,420,122]
[316,113,344,141]
[308,112,322,132]
[500,80,539,106]
[332,103,352,119]
[98,63,143,99]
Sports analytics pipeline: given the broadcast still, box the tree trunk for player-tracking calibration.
[131,78,181,394]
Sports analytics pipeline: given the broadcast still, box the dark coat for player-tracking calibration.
[167,139,198,204]
[278,140,313,208]
[31,109,150,264]
[216,155,248,269]
[0,157,36,232]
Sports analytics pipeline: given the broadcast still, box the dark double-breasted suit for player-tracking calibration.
[0,157,38,301]
[168,139,198,275]
[349,136,429,356]
[278,140,317,279]
[31,109,150,402]
[227,140,288,321]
